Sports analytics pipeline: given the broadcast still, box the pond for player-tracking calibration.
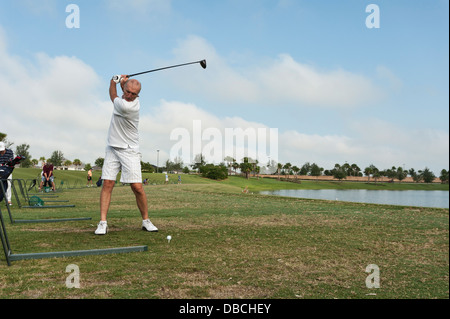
[259,189,449,209]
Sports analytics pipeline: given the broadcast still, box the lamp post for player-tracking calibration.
[157,150,160,173]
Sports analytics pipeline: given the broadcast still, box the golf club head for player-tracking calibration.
[200,60,207,69]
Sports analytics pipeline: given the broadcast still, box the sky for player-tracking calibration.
[0,0,448,174]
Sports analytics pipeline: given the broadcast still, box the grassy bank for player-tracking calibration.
[0,177,448,299]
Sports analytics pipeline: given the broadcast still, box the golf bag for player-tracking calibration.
[0,156,25,202]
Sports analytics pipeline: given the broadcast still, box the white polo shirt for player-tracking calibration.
[106,97,140,150]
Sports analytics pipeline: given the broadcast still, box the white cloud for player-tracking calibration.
[348,120,449,172]
[255,54,382,107]
[166,36,383,108]
[376,65,403,90]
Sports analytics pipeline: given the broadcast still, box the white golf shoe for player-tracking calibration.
[142,219,158,232]
[95,221,108,235]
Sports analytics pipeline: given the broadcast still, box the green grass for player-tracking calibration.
[0,170,448,299]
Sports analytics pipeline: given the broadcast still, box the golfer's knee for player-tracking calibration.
[102,180,115,190]
[131,184,145,195]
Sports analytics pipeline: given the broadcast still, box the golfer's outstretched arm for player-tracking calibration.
[109,79,118,103]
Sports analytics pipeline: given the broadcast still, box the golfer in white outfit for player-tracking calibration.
[95,75,158,235]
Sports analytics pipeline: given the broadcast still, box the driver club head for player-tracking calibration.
[200,60,207,69]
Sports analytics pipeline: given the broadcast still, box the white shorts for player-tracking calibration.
[102,146,142,183]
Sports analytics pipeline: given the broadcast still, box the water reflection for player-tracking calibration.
[259,189,449,208]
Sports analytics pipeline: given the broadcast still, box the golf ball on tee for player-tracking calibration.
[167,235,172,242]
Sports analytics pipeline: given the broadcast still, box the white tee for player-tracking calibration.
[106,97,140,150]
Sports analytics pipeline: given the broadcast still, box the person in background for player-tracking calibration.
[0,142,14,205]
[86,168,93,187]
[39,161,56,192]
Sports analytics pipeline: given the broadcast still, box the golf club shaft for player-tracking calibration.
[128,60,204,78]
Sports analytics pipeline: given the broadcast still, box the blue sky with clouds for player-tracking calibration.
[1,0,448,174]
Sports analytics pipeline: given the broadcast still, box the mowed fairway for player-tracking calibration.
[0,178,448,299]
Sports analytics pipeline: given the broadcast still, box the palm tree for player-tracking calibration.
[420,167,436,183]
[409,168,421,183]
[73,159,82,170]
[439,169,449,184]
[351,163,361,176]
[64,160,72,168]
[240,157,253,179]
[396,167,407,183]
[364,164,378,182]
[439,169,448,184]
[342,162,351,176]
[364,166,373,182]
[283,162,292,179]
[292,166,300,180]
[373,167,381,183]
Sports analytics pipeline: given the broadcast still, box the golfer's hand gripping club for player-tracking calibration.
[112,75,122,84]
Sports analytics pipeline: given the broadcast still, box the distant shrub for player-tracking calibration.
[200,164,228,180]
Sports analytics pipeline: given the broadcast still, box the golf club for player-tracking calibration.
[113,59,206,83]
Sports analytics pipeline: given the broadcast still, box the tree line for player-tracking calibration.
[1,133,448,184]
[163,155,449,184]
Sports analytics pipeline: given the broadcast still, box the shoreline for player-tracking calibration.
[259,174,443,184]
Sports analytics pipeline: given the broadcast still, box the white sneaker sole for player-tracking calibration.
[95,226,108,235]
